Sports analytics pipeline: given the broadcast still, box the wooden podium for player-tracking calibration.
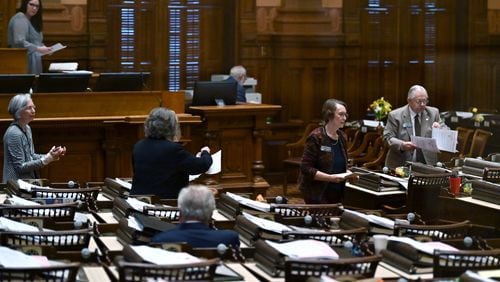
[188,104,281,196]
[0,48,27,73]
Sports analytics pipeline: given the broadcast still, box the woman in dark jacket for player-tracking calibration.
[131,107,212,199]
[298,98,354,204]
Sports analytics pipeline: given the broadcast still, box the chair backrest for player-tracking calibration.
[406,173,451,222]
[0,228,92,251]
[456,127,474,156]
[466,129,493,158]
[433,249,500,277]
[285,122,319,157]
[348,132,381,158]
[393,220,470,240]
[356,136,388,169]
[117,258,218,281]
[0,262,80,282]
[285,256,381,282]
[271,203,343,228]
[282,227,368,247]
[0,202,77,222]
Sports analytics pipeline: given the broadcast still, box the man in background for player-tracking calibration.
[226,65,247,103]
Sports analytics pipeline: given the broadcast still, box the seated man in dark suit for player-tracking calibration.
[151,184,240,248]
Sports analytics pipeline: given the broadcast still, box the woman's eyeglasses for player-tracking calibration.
[28,3,40,9]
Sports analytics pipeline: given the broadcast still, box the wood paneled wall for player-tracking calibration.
[0,0,498,121]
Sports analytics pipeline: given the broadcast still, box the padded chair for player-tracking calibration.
[359,136,389,170]
[393,220,470,241]
[465,129,493,158]
[433,249,500,278]
[383,172,451,223]
[284,255,381,282]
[282,122,319,196]
[116,258,219,281]
[456,127,475,157]
[483,167,500,183]
[0,262,80,282]
[347,132,381,159]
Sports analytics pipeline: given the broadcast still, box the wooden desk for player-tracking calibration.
[0,48,27,74]
[439,196,500,227]
[0,91,199,183]
[188,104,281,196]
[344,183,406,210]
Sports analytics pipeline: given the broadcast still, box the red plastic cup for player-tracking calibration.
[449,177,461,196]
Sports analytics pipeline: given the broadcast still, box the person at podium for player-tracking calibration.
[151,184,240,248]
[131,107,213,199]
[383,85,442,169]
[7,0,51,74]
[298,99,353,204]
[226,65,247,103]
[3,94,66,182]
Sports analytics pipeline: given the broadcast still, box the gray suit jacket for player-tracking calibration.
[383,105,441,169]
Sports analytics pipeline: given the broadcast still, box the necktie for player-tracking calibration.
[414,114,421,136]
[414,114,425,163]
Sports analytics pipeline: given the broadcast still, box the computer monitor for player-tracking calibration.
[35,73,91,93]
[0,74,36,93]
[95,72,150,91]
[191,80,237,106]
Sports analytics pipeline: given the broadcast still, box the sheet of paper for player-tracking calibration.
[266,239,339,259]
[343,209,394,229]
[432,127,458,153]
[455,111,473,119]
[17,179,48,192]
[130,245,201,265]
[0,246,48,267]
[363,120,383,127]
[388,236,457,255]
[126,197,155,212]
[226,192,271,212]
[410,135,440,153]
[114,178,132,190]
[189,150,222,181]
[7,194,40,205]
[242,212,292,233]
[48,62,77,71]
[0,217,40,232]
[43,42,67,56]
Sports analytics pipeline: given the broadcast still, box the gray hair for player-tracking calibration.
[144,107,180,141]
[407,85,427,100]
[178,185,215,224]
[8,94,32,121]
[229,65,246,84]
[321,98,347,124]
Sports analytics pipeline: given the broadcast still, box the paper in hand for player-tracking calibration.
[189,150,222,181]
[43,42,66,56]
[410,135,440,153]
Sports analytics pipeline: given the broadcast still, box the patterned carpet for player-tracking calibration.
[266,184,305,204]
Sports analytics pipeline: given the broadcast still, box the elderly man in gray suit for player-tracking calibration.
[383,85,443,169]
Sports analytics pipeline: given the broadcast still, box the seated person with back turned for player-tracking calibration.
[383,85,443,169]
[225,65,247,103]
[131,107,212,199]
[151,184,240,248]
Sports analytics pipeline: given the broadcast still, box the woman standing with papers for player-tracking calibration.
[298,99,355,204]
[7,0,50,74]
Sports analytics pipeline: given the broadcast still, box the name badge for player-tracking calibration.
[403,122,412,129]
[320,145,332,152]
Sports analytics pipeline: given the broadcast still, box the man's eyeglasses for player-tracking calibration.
[412,98,429,105]
[28,3,40,8]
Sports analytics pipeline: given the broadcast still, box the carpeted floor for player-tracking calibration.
[266,183,305,204]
